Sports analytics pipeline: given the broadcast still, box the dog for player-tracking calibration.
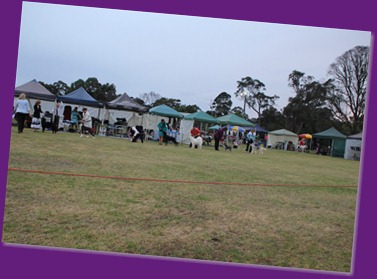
[297,145,307,152]
[250,143,267,155]
[222,141,232,151]
[189,136,203,149]
[163,131,178,145]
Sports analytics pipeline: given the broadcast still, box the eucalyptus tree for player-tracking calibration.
[235,76,279,123]
[39,80,69,96]
[285,71,335,134]
[209,92,232,117]
[140,91,161,106]
[327,45,369,134]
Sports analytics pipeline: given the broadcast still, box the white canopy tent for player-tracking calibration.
[267,129,299,150]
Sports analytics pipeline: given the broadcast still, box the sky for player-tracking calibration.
[15,2,372,118]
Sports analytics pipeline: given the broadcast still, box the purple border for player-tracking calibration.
[1,1,376,278]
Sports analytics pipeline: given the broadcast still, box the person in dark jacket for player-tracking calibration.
[214,127,227,151]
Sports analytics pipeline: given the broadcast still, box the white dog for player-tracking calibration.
[250,143,266,155]
[189,136,203,149]
[297,145,307,152]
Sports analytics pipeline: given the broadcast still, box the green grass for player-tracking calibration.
[2,126,360,272]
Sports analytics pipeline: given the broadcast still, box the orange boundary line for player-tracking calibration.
[8,168,358,189]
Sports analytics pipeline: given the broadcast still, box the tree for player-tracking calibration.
[230,106,247,119]
[259,107,285,131]
[327,45,369,134]
[69,78,117,102]
[178,104,201,113]
[140,91,161,106]
[235,76,279,123]
[209,92,232,117]
[284,71,335,134]
[39,80,69,96]
[151,97,182,111]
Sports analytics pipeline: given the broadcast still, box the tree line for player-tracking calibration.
[40,45,368,135]
[207,45,368,135]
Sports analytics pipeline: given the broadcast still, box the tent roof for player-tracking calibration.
[58,87,103,108]
[347,132,363,140]
[107,93,148,113]
[149,104,184,118]
[216,114,255,126]
[313,127,347,139]
[184,111,220,124]
[268,129,298,136]
[15,79,56,101]
[209,124,221,130]
[253,124,267,133]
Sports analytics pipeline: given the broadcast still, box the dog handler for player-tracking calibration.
[80,108,95,138]
[214,127,227,151]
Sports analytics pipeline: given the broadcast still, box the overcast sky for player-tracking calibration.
[16,2,371,118]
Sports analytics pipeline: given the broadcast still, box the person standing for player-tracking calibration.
[71,107,79,131]
[31,100,43,131]
[14,93,31,133]
[245,129,256,152]
[189,126,201,148]
[157,119,168,145]
[80,108,95,138]
[52,101,64,133]
[214,127,227,151]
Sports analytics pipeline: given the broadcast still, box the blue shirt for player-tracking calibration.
[14,99,30,114]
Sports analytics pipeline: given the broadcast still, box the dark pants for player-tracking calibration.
[16,113,28,133]
[214,138,220,150]
[245,141,253,152]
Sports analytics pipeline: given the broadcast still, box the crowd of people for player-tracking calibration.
[16,94,315,154]
[13,93,97,137]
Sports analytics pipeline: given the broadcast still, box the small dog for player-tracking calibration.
[250,143,267,155]
[163,131,178,145]
[297,145,307,152]
[189,136,203,149]
[222,141,232,151]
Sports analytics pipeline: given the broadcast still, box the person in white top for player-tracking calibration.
[80,108,95,138]
[14,93,31,133]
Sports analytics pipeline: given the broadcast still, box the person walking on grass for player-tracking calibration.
[31,100,43,131]
[157,119,168,145]
[80,108,95,138]
[14,93,31,133]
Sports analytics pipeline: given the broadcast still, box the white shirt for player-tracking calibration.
[82,111,92,128]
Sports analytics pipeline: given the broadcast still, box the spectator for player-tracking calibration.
[31,100,43,131]
[14,93,31,133]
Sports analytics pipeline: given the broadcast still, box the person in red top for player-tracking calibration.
[189,126,201,148]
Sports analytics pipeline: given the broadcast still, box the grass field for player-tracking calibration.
[2,126,360,272]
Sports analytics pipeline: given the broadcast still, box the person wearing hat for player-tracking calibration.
[157,119,168,145]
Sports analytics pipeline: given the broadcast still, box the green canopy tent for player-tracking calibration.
[216,114,255,146]
[184,111,219,131]
[148,104,184,133]
[209,124,221,130]
[184,111,219,124]
[149,104,184,118]
[313,127,347,157]
[216,114,255,127]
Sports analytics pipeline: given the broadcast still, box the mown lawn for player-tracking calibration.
[3,126,360,272]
